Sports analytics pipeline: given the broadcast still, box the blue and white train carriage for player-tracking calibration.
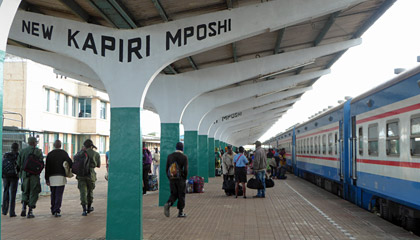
[270,64,420,232]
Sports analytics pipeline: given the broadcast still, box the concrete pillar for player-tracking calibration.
[159,123,180,206]
[1,2,22,239]
[184,130,198,178]
[106,108,142,239]
[208,138,215,178]
[198,135,209,182]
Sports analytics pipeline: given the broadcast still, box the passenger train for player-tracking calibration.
[267,64,420,233]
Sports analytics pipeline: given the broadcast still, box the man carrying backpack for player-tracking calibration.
[164,142,188,218]
[17,137,44,218]
[76,139,100,216]
[2,143,20,217]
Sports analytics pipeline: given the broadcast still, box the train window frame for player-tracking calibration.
[334,132,338,156]
[328,133,333,155]
[368,123,379,156]
[315,136,319,154]
[322,134,327,155]
[386,119,400,156]
[410,115,420,157]
[310,137,313,154]
[358,127,363,156]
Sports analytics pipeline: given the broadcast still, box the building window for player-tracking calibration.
[386,121,399,156]
[46,89,50,112]
[358,127,363,155]
[78,98,92,118]
[43,133,49,155]
[63,134,68,152]
[64,95,69,115]
[72,97,77,117]
[99,136,106,154]
[55,92,60,114]
[71,134,76,156]
[368,124,379,156]
[100,101,107,119]
[410,117,420,156]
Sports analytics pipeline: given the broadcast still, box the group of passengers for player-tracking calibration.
[2,138,100,218]
[267,148,287,179]
[221,141,269,198]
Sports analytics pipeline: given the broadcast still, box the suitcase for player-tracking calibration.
[186,179,194,193]
[148,174,158,191]
[190,176,204,193]
[215,168,222,176]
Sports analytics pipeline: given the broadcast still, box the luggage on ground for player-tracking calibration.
[148,174,158,191]
[215,168,222,176]
[265,176,275,188]
[247,176,264,189]
[189,176,204,193]
[186,179,194,193]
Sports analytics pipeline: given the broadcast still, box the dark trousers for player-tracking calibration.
[143,164,151,194]
[50,185,65,214]
[168,179,186,210]
[2,177,18,216]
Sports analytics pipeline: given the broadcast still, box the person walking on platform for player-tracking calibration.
[17,137,44,218]
[233,146,248,198]
[45,140,72,217]
[253,141,267,198]
[164,142,188,218]
[222,146,235,181]
[77,139,100,216]
[152,148,160,177]
[143,143,152,195]
[2,143,20,217]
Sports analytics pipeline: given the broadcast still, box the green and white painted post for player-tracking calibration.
[208,137,215,178]
[107,108,143,239]
[198,135,209,182]
[159,123,180,206]
[184,130,198,178]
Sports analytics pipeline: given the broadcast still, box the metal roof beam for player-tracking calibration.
[274,28,285,54]
[187,57,198,70]
[151,0,169,22]
[326,0,396,69]
[88,0,137,29]
[19,0,43,14]
[58,0,93,23]
[226,0,233,9]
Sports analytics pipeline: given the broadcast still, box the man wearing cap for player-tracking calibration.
[164,142,188,218]
[77,139,101,216]
[253,141,267,198]
[17,137,43,218]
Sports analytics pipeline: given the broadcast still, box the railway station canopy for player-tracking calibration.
[5,0,395,145]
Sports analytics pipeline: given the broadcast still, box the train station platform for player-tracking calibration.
[2,168,418,240]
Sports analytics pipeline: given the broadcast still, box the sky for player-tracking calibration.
[139,1,420,141]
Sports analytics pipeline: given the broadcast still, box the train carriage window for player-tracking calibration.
[386,121,400,156]
[335,132,338,156]
[328,133,333,155]
[310,137,313,154]
[368,124,379,156]
[410,117,420,156]
[322,135,327,154]
[314,136,318,154]
[358,127,363,155]
[306,138,309,154]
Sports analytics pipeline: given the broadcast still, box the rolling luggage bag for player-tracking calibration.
[148,174,158,191]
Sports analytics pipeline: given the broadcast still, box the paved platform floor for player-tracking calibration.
[2,168,419,240]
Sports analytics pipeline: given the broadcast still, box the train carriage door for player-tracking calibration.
[351,116,357,183]
[339,120,344,180]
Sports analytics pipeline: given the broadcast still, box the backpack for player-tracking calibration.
[72,150,91,177]
[23,149,44,175]
[2,152,18,177]
[167,160,181,180]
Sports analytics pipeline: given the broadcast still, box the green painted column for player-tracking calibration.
[198,135,209,182]
[184,131,198,178]
[159,123,180,206]
[106,107,142,240]
[0,50,5,240]
[208,138,215,178]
